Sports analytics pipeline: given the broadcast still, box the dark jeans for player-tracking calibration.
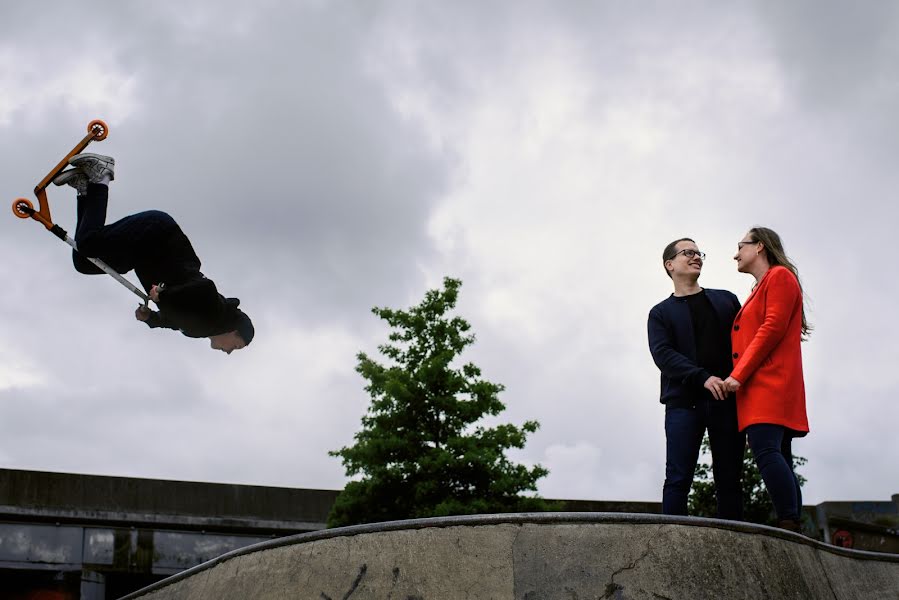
[663,400,745,520]
[72,184,196,292]
[746,424,802,522]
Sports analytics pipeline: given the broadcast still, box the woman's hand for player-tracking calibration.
[149,284,161,303]
[723,376,742,393]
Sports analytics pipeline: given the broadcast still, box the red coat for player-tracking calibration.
[730,266,809,433]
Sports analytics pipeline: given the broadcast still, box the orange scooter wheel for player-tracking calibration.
[12,198,34,218]
[88,119,109,140]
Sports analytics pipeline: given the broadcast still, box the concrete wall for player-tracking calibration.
[122,514,899,600]
[0,468,338,532]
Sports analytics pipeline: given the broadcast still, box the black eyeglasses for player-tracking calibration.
[737,240,758,250]
[670,249,706,261]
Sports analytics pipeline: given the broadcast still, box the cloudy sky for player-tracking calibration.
[2,1,897,506]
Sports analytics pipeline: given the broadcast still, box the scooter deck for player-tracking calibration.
[10,120,149,304]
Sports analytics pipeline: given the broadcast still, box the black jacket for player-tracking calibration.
[647,288,741,408]
[145,277,235,338]
[122,211,236,338]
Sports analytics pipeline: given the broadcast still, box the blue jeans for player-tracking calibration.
[663,400,745,520]
[72,183,200,292]
[745,424,802,522]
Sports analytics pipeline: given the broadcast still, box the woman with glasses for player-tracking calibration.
[723,227,811,532]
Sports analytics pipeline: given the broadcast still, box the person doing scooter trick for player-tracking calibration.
[54,153,254,354]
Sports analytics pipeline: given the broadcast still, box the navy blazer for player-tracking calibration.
[647,288,741,407]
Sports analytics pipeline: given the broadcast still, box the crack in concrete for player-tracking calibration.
[812,548,840,600]
[302,541,317,589]
[600,525,668,599]
[385,566,401,600]
[195,565,211,598]
[321,560,366,600]
[511,524,525,599]
[601,547,652,597]
[341,563,368,599]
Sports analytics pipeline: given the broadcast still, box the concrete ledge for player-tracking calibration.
[122,513,899,600]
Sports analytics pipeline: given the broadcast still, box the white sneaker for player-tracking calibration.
[68,153,115,183]
[52,168,89,196]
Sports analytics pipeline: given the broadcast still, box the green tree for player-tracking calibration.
[688,434,807,525]
[328,277,554,527]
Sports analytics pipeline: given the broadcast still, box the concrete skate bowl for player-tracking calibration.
[122,513,899,600]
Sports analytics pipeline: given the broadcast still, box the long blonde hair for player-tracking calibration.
[748,227,812,339]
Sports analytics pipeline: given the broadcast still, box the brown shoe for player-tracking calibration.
[777,519,802,533]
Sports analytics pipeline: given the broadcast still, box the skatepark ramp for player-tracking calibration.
[122,513,899,599]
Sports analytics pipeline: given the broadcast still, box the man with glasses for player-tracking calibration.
[647,238,745,520]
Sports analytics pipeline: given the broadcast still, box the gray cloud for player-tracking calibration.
[1,2,896,504]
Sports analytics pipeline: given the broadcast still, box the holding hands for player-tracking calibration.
[704,375,743,399]
[722,376,741,393]
[703,376,728,401]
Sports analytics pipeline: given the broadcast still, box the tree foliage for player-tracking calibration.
[688,434,807,525]
[328,277,553,527]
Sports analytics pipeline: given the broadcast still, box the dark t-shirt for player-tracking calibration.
[685,290,732,379]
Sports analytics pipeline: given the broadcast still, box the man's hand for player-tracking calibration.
[149,285,161,303]
[704,375,728,401]
[723,376,742,393]
[135,305,152,322]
